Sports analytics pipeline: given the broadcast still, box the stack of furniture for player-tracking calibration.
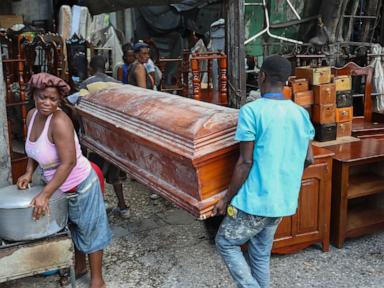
[292,66,336,142]
[334,75,353,138]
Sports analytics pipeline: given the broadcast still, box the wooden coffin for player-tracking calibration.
[76,85,239,219]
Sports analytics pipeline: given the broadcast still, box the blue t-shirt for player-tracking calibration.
[231,98,315,217]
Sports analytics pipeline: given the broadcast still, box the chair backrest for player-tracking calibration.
[190,51,228,106]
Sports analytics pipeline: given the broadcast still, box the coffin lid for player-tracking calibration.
[78,85,238,158]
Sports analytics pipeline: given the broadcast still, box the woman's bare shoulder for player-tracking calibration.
[51,110,74,130]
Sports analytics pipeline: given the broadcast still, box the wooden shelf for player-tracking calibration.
[346,205,384,238]
[348,173,384,199]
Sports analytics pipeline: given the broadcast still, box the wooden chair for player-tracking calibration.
[23,34,60,80]
[190,51,228,106]
[158,51,189,96]
[332,62,384,138]
[43,33,66,80]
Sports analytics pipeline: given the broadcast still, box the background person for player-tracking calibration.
[81,55,131,218]
[127,41,154,89]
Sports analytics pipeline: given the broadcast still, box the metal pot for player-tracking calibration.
[0,185,68,241]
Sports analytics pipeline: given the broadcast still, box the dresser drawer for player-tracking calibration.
[313,104,336,124]
[289,78,309,93]
[294,90,314,106]
[336,91,353,108]
[313,83,336,104]
[295,66,331,85]
[336,107,353,123]
[315,123,337,142]
[334,75,352,91]
[336,121,352,138]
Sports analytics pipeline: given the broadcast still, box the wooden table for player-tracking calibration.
[272,146,334,254]
[326,139,384,248]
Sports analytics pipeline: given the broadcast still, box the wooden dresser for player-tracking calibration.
[326,139,384,248]
[272,146,334,254]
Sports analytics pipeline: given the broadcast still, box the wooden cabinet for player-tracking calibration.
[326,139,384,248]
[273,147,334,254]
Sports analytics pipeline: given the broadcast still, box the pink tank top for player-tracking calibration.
[25,110,91,192]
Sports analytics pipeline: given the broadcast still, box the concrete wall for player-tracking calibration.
[0,57,11,187]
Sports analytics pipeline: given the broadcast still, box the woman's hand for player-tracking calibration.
[17,173,33,190]
[29,192,50,221]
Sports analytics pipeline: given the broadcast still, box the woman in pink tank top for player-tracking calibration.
[17,73,110,288]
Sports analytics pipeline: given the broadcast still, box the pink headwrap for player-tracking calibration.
[28,73,71,97]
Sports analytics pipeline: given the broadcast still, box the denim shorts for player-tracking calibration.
[68,169,112,254]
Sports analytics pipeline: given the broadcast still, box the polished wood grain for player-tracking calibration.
[313,83,336,105]
[332,62,373,122]
[190,51,228,106]
[326,139,384,248]
[325,138,384,162]
[351,117,384,138]
[273,146,334,253]
[76,85,238,219]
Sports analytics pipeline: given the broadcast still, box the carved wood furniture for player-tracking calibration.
[190,51,228,106]
[272,146,334,253]
[326,139,384,248]
[23,35,59,78]
[157,49,190,97]
[43,33,66,80]
[332,62,384,138]
[76,85,239,219]
[1,47,29,183]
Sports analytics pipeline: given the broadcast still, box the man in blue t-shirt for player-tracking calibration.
[213,55,315,288]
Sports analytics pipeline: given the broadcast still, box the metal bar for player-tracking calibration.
[352,93,382,97]
[270,15,319,29]
[244,3,263,6]
[286,0,301,20]
[343,15,377,19]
